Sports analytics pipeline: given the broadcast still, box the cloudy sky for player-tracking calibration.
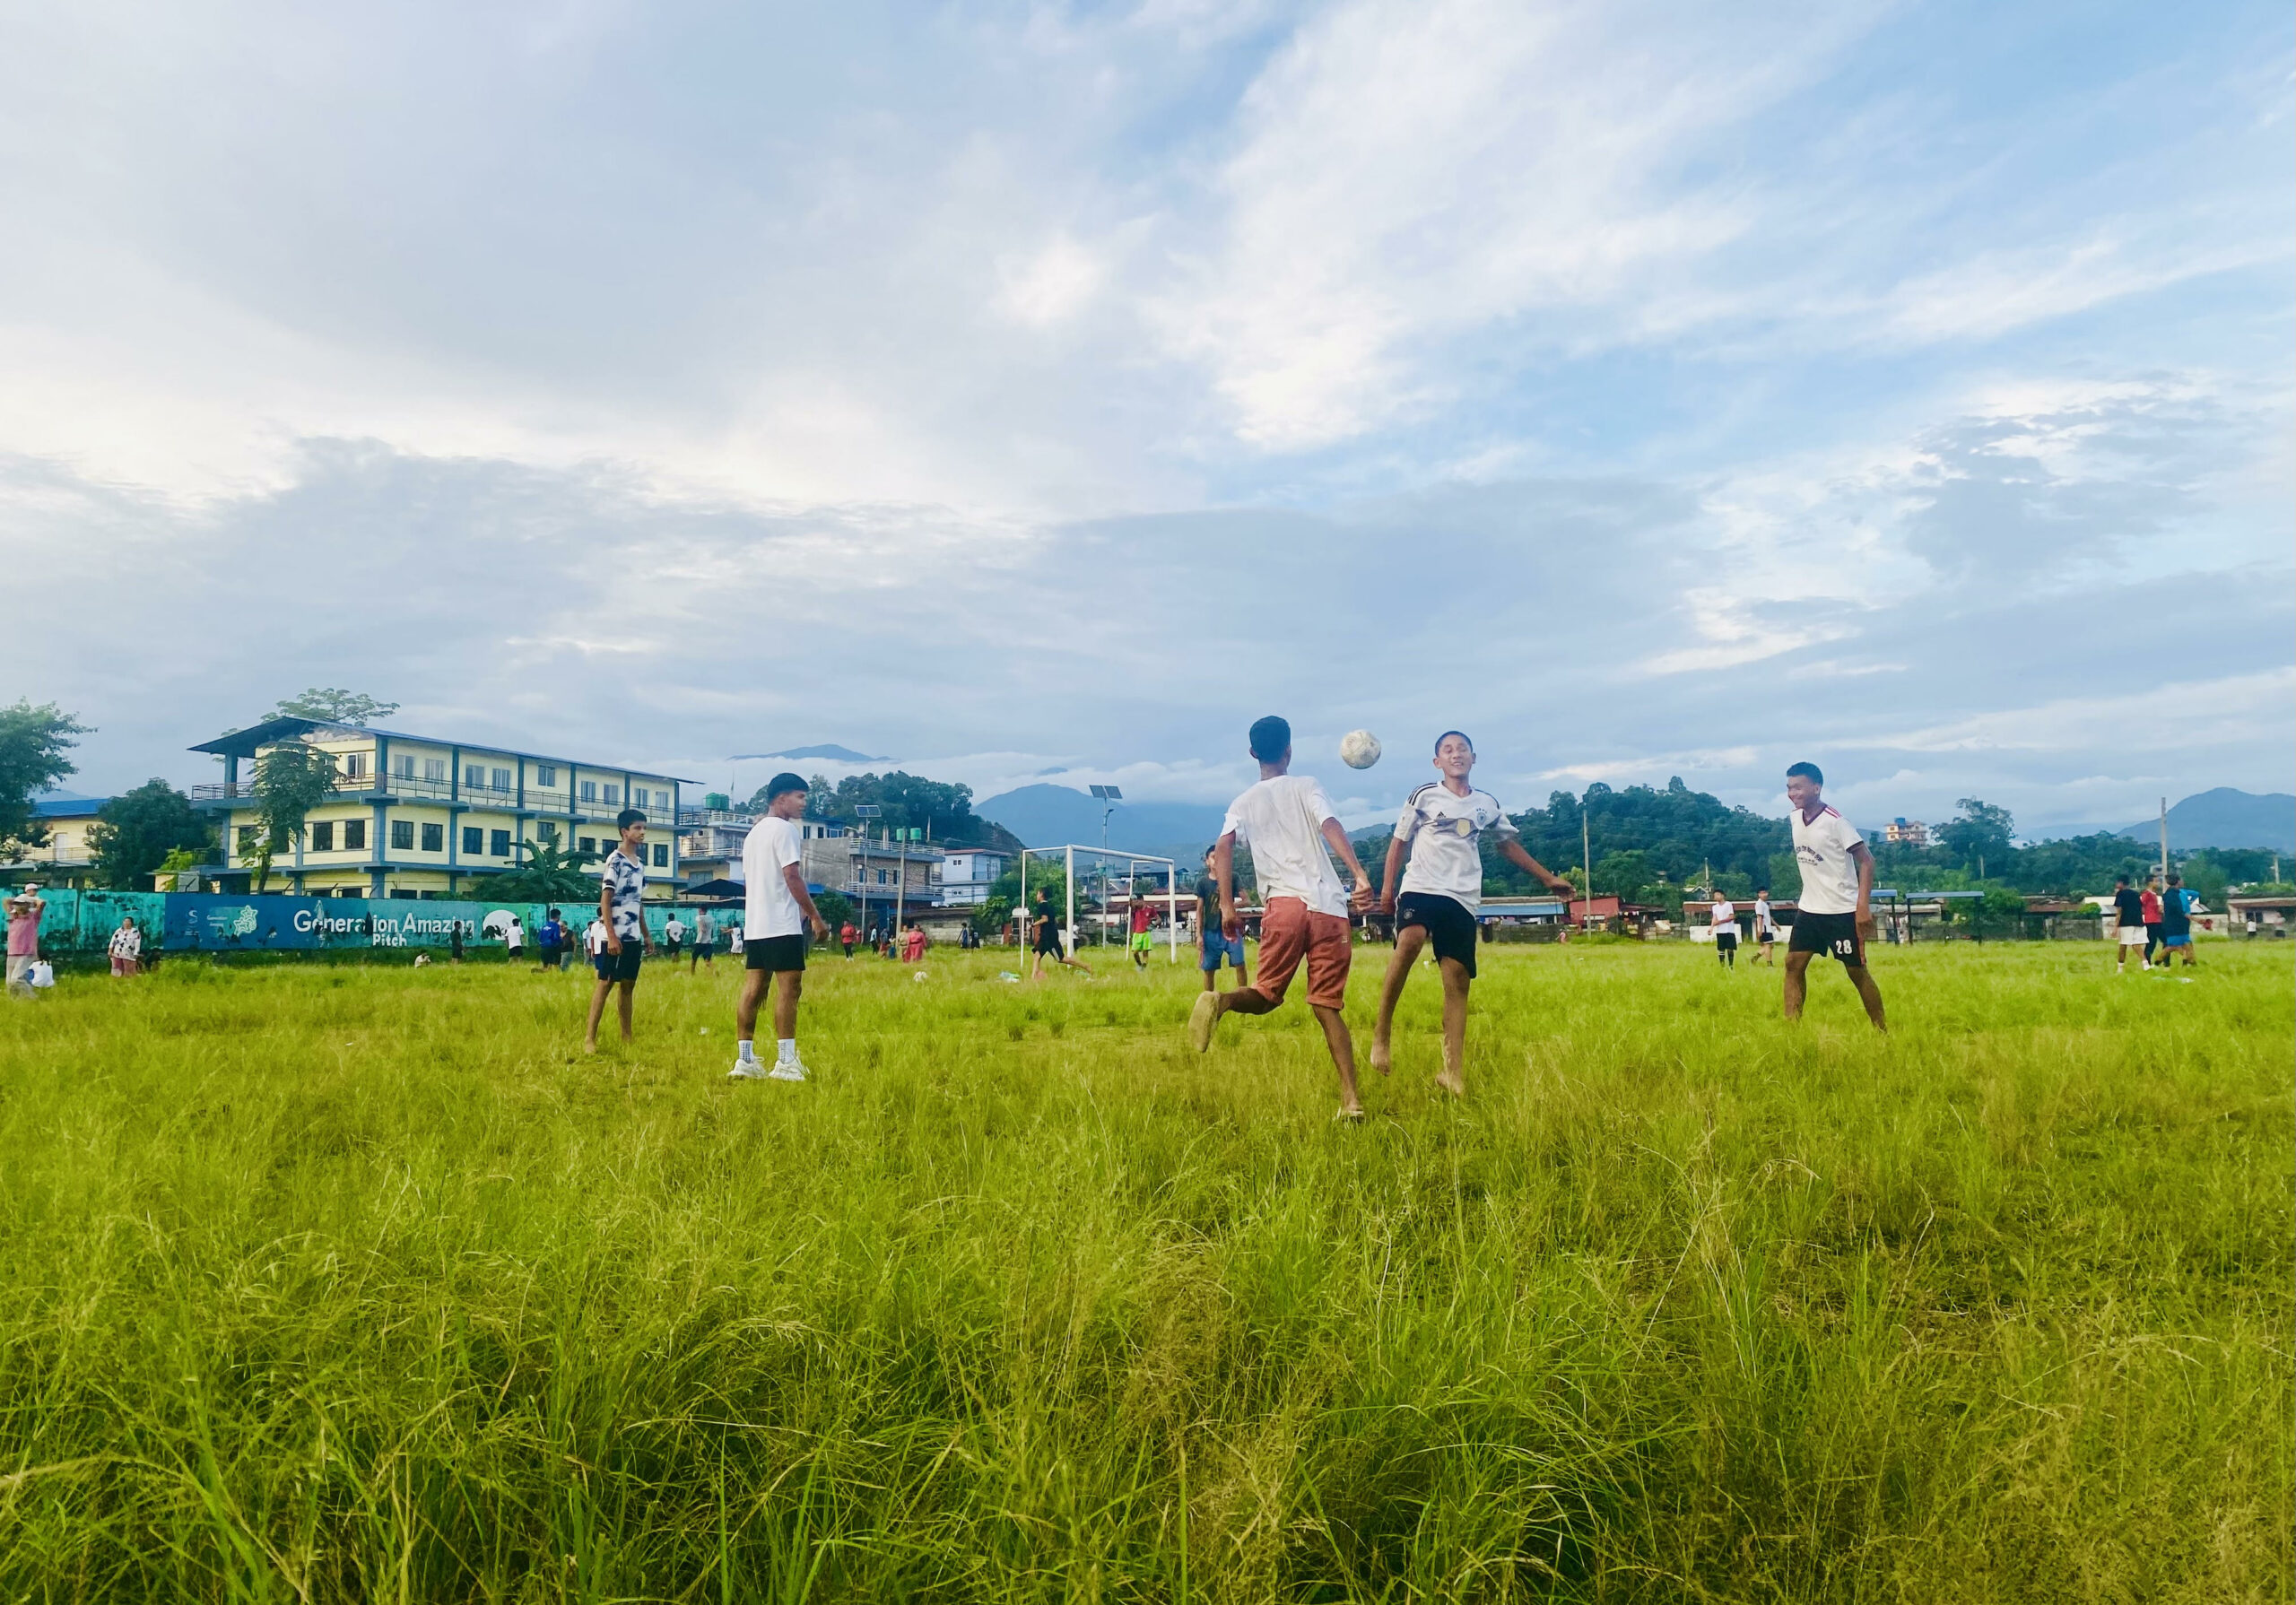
[4,0,2289,832]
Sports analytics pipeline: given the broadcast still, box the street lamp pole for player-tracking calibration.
[1090,785,1123,948]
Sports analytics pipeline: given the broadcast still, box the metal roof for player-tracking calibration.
[188,716,698,782]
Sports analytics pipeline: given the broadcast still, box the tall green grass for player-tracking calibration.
[0,941,2286,1601]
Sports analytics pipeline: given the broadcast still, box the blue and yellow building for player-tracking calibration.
[190,717,691,899]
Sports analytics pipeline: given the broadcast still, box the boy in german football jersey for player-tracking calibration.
[1783,762,1885,1030]
[1370,731,1575,1097]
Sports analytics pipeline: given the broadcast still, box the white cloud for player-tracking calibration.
[1853,669,2296,756]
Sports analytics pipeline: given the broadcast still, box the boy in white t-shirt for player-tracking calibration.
[1783,762,1885,1029]
[1751,888,1777,966]
[1187,716,1376,1119]
[1709,896,1738,968]
[1370,731,1574,1098]
[730,773,831,1082]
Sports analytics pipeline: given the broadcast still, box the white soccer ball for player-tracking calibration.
[1340,729,1382,769]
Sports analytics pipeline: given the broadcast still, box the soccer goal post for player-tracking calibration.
[1014,845,1183,962]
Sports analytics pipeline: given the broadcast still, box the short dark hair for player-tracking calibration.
[616,808,647,829]
[1786,761,1823,785]
[1756,887,1768,896]
[1434,730,1474,755]
[2166,873,2182,886]
[1248,715,1291,762]
[765,771,808,802]
[2115,874,2130,885]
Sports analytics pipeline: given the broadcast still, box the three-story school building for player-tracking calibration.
[190,716,692,899]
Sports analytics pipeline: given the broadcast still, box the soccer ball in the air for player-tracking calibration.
[1340,730,1382,769]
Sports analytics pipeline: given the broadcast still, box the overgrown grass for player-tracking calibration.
[0,941,2286,1601]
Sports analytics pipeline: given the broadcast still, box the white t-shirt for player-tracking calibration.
[1752,897,1774,934]
[743,815,806,938]
[1394,784,1516,913]
[1791,803,1866,915]
[1709,898,1737,938]
[584,920,607,955]
[506,921,523,951]
[1221,774,1348,917]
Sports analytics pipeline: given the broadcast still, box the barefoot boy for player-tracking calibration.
[1368,731,1574,1097]
[585,810,656,1051]
[1187,716,1376,1118]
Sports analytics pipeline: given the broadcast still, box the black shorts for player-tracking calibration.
[744,933,808,972]
[1032,928,1063,957]
[1715,931,1737,952]
[1788,911,1865,967]
[594,945,642,984]
[1396,891,1479,978]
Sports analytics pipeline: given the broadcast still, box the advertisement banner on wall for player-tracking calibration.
[18,890,716,954]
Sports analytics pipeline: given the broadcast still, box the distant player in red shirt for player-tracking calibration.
[1128,889,1155,969]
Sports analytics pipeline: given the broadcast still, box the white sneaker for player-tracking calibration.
[729,1056,772,1080]
[768,1059,807,1082]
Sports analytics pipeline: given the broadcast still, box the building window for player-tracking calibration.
[465,765,484,789]
[652,843,668,867]
[602,785,621,805]
[631,786,647,808]
[422,822,444,852]
[490,829,511,857]
[342,753,366,780]
[537,820,559,843]
[391,820,414,850]
[344,819,366,851]
[578,836,596,855]
[491,768,511,792]
[877,869,888,886]
[395,755,416,779]
[463,827,483,855]
[424,759,447,782]
[238,825,259,853]
[536,764,557,787]
[311,821,335,851]
[579,780,596,802]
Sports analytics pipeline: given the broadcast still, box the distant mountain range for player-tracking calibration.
[733,744,885,764]
[978,785,1230,867]
[2031,788,2294,854]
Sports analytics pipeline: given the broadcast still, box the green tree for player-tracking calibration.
[88,780,213,889]
[245,742,341,892]
[765,770,1021,849]
[1937,799,2015,874]
[488,837,598,902]
[1592,849,1653,897]
[0,699,90,854]
[268,689,401,725]
[813,890,855,933]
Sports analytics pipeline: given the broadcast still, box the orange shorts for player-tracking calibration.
[1251,897,1352,1011]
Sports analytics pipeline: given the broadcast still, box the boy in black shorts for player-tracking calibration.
[1028,885,1093,980]
[585,810,655,1052]
[1783,762,1885,1029]
[730,774,832,1081]
[1370,731,1574,1097]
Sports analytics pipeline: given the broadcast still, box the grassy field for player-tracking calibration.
[0,939,2286,1602]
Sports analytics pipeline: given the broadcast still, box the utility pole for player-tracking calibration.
[1581,802,1594,934]
[2158,796,2169,883]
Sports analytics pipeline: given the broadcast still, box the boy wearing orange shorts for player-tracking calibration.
[1187,716,1376,1119]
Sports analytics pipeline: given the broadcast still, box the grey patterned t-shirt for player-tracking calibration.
[602,848,648,940]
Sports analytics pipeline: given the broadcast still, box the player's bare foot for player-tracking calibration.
[1434,1068,1465,1099]
[1334,1105,1364,1124]
[1370,1038,1392,1076]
